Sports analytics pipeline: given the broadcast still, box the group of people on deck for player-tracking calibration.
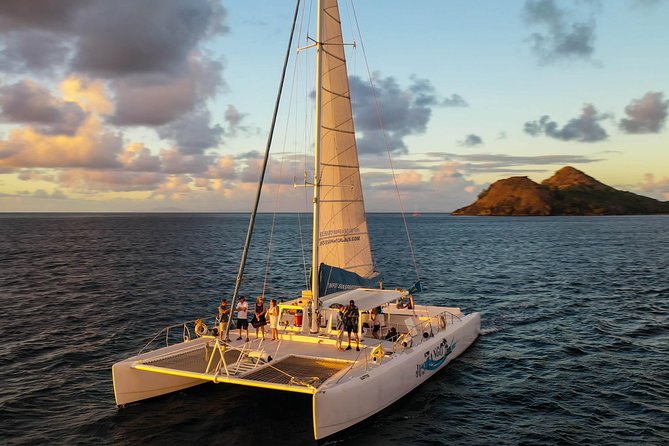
[214,291,408,347]
[216,295,280,342]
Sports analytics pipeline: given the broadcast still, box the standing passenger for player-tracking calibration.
[236,296,249,342]
[217,298,230,341]
[252,296,267,340]
[344,300,360,351]
[268,299,280,341]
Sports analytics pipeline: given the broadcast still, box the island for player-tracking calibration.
[452,166,669,216]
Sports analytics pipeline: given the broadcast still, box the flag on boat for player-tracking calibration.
[408,280,423,294]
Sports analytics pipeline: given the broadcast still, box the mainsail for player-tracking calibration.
[316,0,375,289]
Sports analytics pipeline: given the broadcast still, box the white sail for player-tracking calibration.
[317,0,374,279]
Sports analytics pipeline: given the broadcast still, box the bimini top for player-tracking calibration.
[320,288,405,311]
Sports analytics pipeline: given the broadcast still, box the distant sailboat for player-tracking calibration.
[112,0,480,440]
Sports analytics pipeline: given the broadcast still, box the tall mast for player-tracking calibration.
[310,0,323,333]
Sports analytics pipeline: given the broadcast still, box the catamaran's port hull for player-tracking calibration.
[313,312,480,440]
[112,338,210,406]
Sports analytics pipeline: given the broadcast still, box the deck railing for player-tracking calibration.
[137,316,218,356]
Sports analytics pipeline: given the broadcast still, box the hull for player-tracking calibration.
[313,312,480,440]
[112,337,210,406]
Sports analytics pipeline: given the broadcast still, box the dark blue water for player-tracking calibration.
[1,214,668,445]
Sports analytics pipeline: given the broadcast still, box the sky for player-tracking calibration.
[0,0,667,213]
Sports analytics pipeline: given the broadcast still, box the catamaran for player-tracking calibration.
[112,0,480,440]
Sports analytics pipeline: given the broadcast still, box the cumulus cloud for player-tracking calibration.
[108,56,223,127]
[362,162,479,211]
[33,188,67,199]
[72,1,225,77]
[0,31,71,75]
[223,104,259,137]
[157,107,223,155]
[619,92,668,134]
[119,143,161,172]
[524,104,610,142]
[459,134,484,147]
[0,0,227,129]
[0,80,87,135]
[58,169,166,192]
[0,116,123,170]
[350,74,467,155]
[0,0,86,32]
[523,0,597,64]
[637,173,669,200]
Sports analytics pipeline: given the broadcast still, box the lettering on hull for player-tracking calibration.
[416,338,457,378]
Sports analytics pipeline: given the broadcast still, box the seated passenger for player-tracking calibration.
[385,326,399,342]
[396,295,414,309]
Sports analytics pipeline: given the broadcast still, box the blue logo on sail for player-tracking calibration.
[416,338,456,377]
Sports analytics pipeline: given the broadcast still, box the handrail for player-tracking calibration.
[137,316,218,356]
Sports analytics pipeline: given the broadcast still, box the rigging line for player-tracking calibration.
[225,0,302,341]
[262,17,304,300]
[349,0,421,282]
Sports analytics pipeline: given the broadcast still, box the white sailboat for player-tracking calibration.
[112,0,480,440]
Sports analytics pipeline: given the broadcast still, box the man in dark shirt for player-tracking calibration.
[344,300,360,351]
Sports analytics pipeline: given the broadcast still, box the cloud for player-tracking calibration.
[459,134,483,147]
[157,107,223,155]
[119,143,161,172]
[0,31,71,75]
[424,152,604,175]
[523,0,597,63]
[33,188,67,199]
[0,116,123,170]
[408,76,468,108]
[224,104,259,137]
[71,0,226,77]
[619,92,668,134]
[524,104,610,142]
[0,80,87,135]
[362,162,480,211]
[159,149,215,175]
[637,173,669,200]
[108,56,223,127]
[58,169,166,193]
[350,74,467,155]
[0,0,228,131]
[0,0,86,32]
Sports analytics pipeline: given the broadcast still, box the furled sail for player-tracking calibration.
[317,0,375,287]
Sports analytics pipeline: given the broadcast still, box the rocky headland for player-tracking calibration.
[453,166,669,216]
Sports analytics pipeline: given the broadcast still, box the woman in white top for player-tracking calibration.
[268,299,280,340]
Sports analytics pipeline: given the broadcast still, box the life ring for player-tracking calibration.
[370,345,384,363]
[438,315,447,330]
[195,319,209,337]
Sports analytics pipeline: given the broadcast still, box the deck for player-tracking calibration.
[132,336,360,394]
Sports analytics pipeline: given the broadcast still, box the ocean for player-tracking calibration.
[1,213,667,445]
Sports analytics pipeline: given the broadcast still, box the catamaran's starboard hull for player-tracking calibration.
[312,312,480,440]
